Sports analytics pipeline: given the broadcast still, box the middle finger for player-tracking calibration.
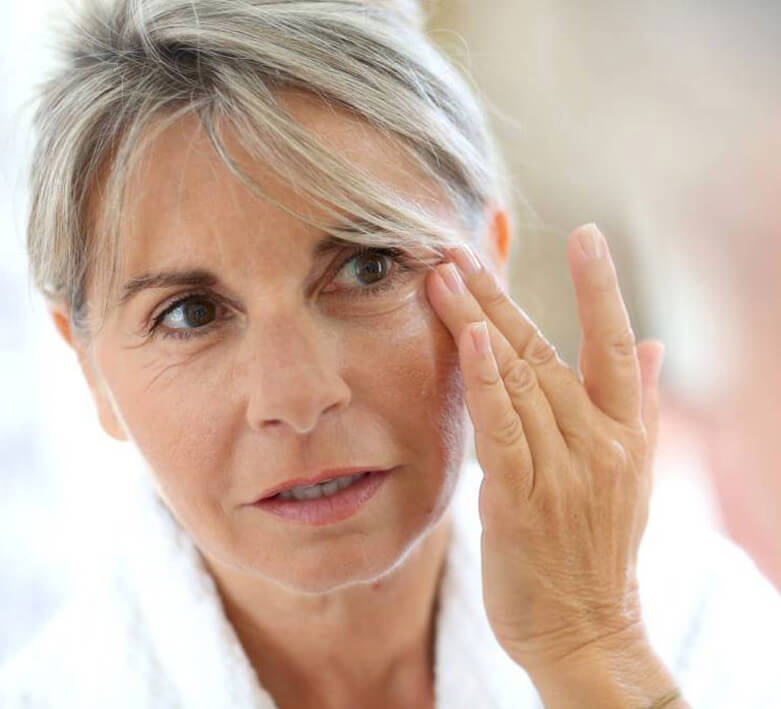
[442,246,594,438]
[427,262,567,471]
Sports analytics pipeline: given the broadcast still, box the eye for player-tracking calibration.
[147,247,419,342]
[352,250,388,284]
[329,247,411,297]
[150,294,222,341]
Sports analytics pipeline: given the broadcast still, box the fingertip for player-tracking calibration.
[470,320,492,357]
[569,222,607,261]
[647,340,666,384]
[655,342,666,375]
[637,340,665,398]
[425,264,451,304]
[567,223,608,273]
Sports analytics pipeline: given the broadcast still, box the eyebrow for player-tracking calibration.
[116,232,367,308]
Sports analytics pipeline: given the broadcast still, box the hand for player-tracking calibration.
[425,223,666,672]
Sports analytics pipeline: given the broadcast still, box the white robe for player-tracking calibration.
[2,456,780,708]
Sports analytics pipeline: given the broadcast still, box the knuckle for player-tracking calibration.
[475,366,502,388]
[606,441,629,475]
[523,331,557,365]
[622,420,648,446]
[587,263,618,293]
[609,328,637,358]
[487,412,526,447]
[595,438,631,477]
[504,358,537,393]
[480,273,510,308]
[622,422,651,464]
[563,425,591,454]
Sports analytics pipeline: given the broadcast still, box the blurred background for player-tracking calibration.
[1,0,779,664]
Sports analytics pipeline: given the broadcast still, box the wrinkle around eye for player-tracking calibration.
[130,247,436,343]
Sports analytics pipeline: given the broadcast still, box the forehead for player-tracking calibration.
[100,91,449,287]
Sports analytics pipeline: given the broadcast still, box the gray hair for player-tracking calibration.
[27,0,510,340]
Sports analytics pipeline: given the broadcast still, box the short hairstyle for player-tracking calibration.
[26,0,510,339]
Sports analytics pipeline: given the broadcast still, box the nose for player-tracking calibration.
[240,314,352,435]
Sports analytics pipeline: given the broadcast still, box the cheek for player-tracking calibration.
[346,289,468,479]
[100,348,234,506]
[97,285,468,538]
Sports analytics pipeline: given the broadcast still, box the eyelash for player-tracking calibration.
[148,246,416,341]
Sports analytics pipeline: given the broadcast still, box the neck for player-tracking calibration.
[204,512,453,709]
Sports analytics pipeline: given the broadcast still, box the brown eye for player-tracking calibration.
[158,297,217,331]
[352,251,389,285]
[326,246,412,300]
[182,299,216,327]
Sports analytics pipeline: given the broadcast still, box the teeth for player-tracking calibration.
[277,473,369,501]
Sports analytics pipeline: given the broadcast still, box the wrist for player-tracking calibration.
[508,609,648,675]
[517,626,689,709]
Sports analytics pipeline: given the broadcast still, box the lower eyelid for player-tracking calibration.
[158,313,229,340]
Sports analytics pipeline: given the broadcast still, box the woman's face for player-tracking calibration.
[77,92,472,593]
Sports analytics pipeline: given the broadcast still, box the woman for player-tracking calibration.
[2,0,780,707]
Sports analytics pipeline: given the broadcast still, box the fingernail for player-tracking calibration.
[578,223,604,259]
[452,244,483,276]
[439,263,465,295]
[471,321,491,355]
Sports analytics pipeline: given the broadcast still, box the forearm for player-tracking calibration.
[518,628,691,709]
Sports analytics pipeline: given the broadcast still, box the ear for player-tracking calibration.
[483,203,512,282]
[47,301,128,442]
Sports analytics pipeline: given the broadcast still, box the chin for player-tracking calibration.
[231,515,436,595]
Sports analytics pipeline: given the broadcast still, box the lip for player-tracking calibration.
[254,466,394,502]
[251,468,393,526]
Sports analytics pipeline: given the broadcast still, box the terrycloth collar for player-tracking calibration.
[113,456,541,709]
[6,448,780,708]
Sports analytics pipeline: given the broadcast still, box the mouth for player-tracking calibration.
[251,468,394,526]
[254,466,394,503]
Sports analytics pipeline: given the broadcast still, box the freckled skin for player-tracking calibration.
[64,91,498,706]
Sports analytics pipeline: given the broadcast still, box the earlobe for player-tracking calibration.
[48,301,75,348]
[46,301,128,442]
[93,388,129,442]
[85,362,130,443]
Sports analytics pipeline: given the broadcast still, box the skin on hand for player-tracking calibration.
[424,224,666,673]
